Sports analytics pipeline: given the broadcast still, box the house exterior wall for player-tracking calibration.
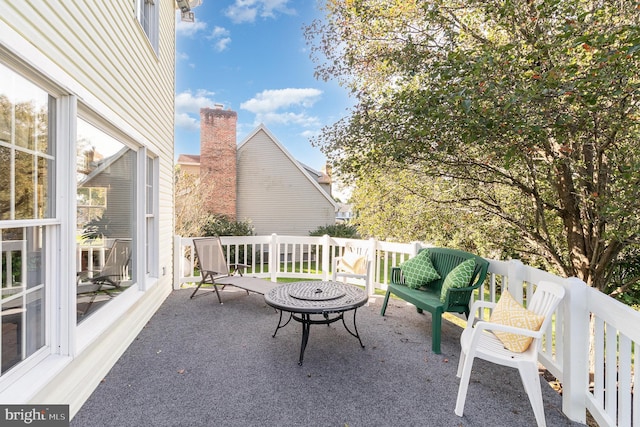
[237,127,336,235]
[0,0,174,416]
[178,162,201,177]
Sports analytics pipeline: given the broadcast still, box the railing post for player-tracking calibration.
[173,235,181,290]
[561,277,588,423]
[507,259,525,302]
[322,234,331,281]
[366,237,377,296]
[410,241,421,257]
[269,233,278,282]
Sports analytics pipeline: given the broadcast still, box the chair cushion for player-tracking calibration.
[338,251,367,275]
[489,290,545,352]
[399,249,441,289]
[439,258,476,302]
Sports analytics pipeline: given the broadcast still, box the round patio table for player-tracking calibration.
[264,281,368,365]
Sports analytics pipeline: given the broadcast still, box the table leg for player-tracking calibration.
[272,310,293,338]
[299,313,311,365]
[342,309,365,348]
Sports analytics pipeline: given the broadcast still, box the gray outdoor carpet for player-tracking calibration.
[71,288,585,427]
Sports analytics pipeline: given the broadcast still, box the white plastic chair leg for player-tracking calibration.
[454,351,474,417]
[518,363,547,427]
[456,349,466,378]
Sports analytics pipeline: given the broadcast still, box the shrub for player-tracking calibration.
[201,215,254,264]
[309,223,360,238]
[201,214,254,237]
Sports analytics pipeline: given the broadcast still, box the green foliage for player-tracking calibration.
[605,245,640,307]
[81,214,111,242]
[306,0,640,293]
[309,223,361,238]
[201,214,254,264]
[201,214,254,237]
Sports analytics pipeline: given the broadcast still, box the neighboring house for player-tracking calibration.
[176,106,337,235]
[0,0,175,418]
[336,203,355,223]
[78,147,136,241]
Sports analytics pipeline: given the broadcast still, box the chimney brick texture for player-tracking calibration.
[200,107,237,220]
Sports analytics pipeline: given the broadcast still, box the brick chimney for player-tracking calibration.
[200,105,237,220]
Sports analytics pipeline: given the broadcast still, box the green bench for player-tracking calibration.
[381,247,489,354]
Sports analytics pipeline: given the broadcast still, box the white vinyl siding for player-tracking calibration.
[0,1,175,151]
[237,128,336,236]
[0,0,174,414]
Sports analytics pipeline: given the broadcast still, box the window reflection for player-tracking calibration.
[1,227,46,374]
[0,63,54,221]
[76,120,136,321]
[0,63,51,375]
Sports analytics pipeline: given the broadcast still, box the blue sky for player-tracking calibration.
[175,0,352,172]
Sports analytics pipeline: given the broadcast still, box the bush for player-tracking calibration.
[309,223,360,238]
[201,215,254,264]
[201,214,254,237]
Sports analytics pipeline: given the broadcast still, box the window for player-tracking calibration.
[137,0,159,53]
[145,155,157,276]
[0,64,54,221]
[0,63,53,375]
[76,119,136,321]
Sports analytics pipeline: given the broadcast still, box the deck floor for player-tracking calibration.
[71,288,585,427]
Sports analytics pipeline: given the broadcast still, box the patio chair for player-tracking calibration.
[332,243,370,286]
[454,280,565,427]
[77,239,132,314]
[191,236,277,303]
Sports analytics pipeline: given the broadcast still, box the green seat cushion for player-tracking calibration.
[399,249,441,289]
[440,258,476,302]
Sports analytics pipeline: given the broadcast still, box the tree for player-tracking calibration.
[174,166,212,238]
[175,165,255,238]
[309,223,361,239]
[306,0,640,292]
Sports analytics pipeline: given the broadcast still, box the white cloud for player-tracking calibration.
[240,88,322,128]
[211,26,230,37]
[300,129,319,139]
[240,88,322,114]
[215,38,232,52]
[175,112,199,131]
[207,27,232,52]
[175,90,217,130]
[225,0,295,24]
[259,0,296,18]
[176,18,207,37]
[258,111,320,127]
[175,90,216,114]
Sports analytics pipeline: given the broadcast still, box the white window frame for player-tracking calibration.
[143,153,159,282]
[0,63,73,391]
[136,0,160,54]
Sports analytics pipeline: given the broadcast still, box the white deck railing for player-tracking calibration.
[173,234,640,426]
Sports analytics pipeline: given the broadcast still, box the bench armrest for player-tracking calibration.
[390,267,404,285]
[442,284,479,311]
[473,320,545,339]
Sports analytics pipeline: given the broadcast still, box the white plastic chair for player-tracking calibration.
[455,280,565,427]
[332,243,371,288]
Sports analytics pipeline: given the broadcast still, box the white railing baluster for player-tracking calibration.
[605,324,618,421]
[619,334,632,427]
